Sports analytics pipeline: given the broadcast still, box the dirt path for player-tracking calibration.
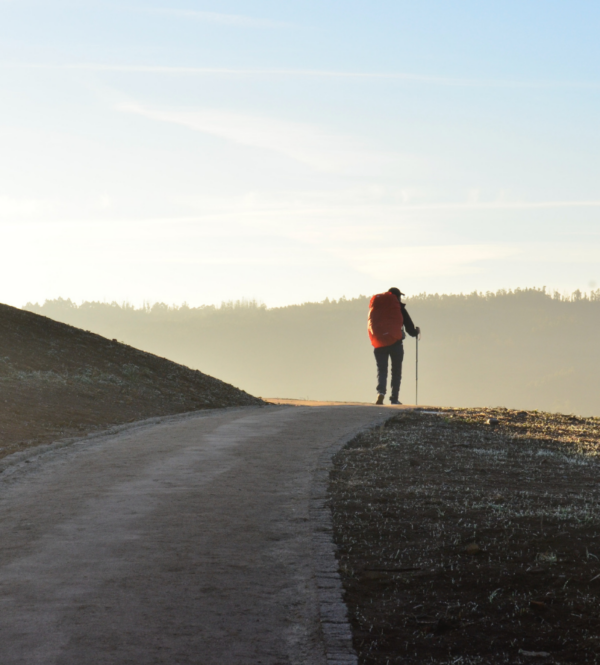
[0,403,394,665]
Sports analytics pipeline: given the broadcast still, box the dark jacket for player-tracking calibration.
[401,303,418,338]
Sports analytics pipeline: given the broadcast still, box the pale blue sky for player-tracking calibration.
[1,1,599,306]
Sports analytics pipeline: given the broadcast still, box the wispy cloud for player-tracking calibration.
[4,63,600,89]
[117,102,390,173]
[170,191,600,222]
[336,245,521,280]
[0,195,51,218]
[330,240,600,281]
[382,200,600,211]
[143,8,291,28]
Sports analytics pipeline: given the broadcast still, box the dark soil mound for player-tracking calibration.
[330,408,600,664]
[0,303,264,459]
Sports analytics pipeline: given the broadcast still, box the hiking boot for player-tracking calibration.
[390,399,402,405]
[375,393,385,405]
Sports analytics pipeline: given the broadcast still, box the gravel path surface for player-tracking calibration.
[0,403,392,665]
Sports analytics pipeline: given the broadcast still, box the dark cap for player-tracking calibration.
[388,287,405,298]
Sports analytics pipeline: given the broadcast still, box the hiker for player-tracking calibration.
[368,287,420,405]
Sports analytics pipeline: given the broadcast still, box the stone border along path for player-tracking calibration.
[271,399,418,664]
[0,401,411,664]
[310,424,376,665]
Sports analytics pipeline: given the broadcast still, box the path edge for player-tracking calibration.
[309,412,393,665]
[0,404,273,479]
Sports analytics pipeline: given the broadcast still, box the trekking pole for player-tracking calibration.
[415,334,419,406]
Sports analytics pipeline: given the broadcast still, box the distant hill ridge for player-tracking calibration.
[0,303,263,459]
[23,288,600,416]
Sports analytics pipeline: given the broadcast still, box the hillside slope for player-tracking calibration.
[0,303,263,459]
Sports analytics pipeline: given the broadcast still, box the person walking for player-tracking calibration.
[368,287,420,405]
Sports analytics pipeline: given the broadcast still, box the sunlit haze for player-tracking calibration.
[2,1,599,307]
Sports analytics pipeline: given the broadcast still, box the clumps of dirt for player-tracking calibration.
[0,303,264,459]
[329,407,600,664]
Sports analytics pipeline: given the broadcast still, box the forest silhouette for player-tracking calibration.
[25,288,600,416]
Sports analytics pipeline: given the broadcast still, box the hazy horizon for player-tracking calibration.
[24,288,600,417]
[21,285,600,312]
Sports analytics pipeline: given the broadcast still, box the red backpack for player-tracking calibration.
[368,292,404,348]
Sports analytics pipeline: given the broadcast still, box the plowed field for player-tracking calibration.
[330,408,600,664]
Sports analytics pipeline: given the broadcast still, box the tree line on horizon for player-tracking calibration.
[24,288,600,417]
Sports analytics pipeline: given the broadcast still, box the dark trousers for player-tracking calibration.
[374,340,404,401]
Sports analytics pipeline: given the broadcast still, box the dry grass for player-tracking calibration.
[329,408,600,664]
[0,303,263,459]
